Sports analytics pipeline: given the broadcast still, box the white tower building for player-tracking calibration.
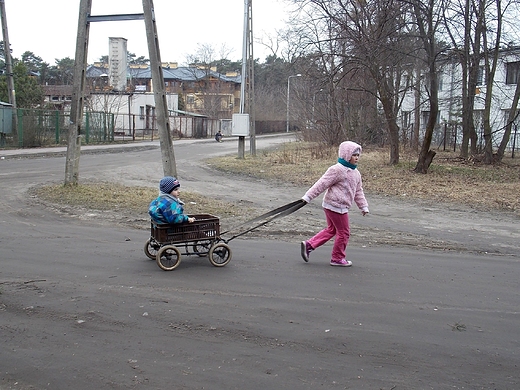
[108,37,128,91]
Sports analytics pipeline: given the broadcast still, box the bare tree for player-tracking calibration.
[480,0,520,163]
[442,0,483,158]
[497,77,520,160]
[442,0,520,162]
[183,43,236,119]
[289,0,415,160]
[409,0,445,173]
[481,0,502,163]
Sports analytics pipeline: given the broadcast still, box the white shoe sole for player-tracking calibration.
[330,261,352,267]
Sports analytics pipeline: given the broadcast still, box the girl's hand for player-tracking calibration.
[188,217,196,223]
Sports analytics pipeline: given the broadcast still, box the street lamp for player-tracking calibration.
[312,88,323,129]
[286,74,302,132]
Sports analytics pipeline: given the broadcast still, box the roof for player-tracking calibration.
[171,109,207,117]
[43,85,74,96]
[86,64,241,83]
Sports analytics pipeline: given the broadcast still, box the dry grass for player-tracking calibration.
[208,142,520,214]
[32,182,252,219]
[32,142,520,219]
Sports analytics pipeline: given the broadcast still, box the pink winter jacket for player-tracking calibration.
[302,141,369,214]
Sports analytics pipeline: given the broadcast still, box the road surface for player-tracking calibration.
[1,136,519,389]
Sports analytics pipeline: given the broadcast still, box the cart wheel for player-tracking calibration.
[156,245,182,271]
[144,238,160,260]
[208,243,232,267]
[192,240,211,257]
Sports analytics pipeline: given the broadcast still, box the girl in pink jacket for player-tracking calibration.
[300,141,369,267]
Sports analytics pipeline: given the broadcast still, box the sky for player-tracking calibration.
[3,0,291,66]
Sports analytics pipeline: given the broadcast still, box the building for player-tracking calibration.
[108,37,128,92]
[86,61,241,119]
[399,47,520,151]
[39,37,242,138]
[42,85,73,110]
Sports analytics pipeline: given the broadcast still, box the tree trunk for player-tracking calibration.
[379,91,400,165]
[496,79,520,162]
[413,68,421,150]
[415,149,436,173]
[482,0,502,164]
[414,65,438,173]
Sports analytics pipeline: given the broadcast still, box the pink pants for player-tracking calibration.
[308,208,350,262]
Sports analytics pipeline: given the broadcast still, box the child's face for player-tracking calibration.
[171,188,180,198]
[349,153,360,164]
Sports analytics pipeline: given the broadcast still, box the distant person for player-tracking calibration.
[300,141,369,267]
[149,176,195,224]
[215,130,223,142]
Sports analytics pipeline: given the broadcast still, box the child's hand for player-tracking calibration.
[188,217,196,223]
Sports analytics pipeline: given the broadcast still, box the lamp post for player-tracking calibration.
[312,88,323,130]
[286,74,301,132]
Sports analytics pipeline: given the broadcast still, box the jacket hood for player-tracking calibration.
[338,141,362,161]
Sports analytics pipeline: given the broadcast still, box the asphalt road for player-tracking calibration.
[1,136,519,390]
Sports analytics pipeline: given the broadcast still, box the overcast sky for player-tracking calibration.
[4,0,291,65]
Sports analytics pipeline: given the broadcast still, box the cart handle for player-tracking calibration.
[222,199,306,241]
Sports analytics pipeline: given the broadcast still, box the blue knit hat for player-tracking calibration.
[159,176,180,193]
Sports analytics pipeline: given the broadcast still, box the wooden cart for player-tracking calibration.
[144,214,230,271]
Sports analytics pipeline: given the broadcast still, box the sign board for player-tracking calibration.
[232,113,250,136]
[220,119,232,136]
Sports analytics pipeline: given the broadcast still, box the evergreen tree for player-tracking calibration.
[0,62,43,108]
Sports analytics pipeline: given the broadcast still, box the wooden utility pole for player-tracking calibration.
[0,0,18,144]
[142,0,176,177]
[65,0,91,185]
[65,0,177,185]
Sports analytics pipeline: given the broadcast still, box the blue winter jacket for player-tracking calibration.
[148,193,189,224]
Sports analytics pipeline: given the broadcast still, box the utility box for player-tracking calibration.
[0,102,13,134]
[232,113,249,136]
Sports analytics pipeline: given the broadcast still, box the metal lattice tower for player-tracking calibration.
[245,0,256,156]
[239,0,256,157]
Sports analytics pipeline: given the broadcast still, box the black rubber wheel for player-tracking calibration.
[144,238,160,260]
[156,245,182,271]
[208,243,232,267]
[192,240,211,257]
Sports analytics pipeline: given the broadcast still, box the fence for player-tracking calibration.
[0,108,225,148]
[1,109,117,148]
[0,108,286,149]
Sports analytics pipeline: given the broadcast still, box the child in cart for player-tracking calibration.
[149,176,195,224]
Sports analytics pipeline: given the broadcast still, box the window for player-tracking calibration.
[476,65,485,86]
[506,61,520,84]
[421,111,430,129]
[402,111,411,129]
[139,106,145,119]
[186,95,195,104]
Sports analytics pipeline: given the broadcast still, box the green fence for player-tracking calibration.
[8,109,115,148]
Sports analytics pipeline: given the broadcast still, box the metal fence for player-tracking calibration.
[2,109,117,148]
[0,108,226,148]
